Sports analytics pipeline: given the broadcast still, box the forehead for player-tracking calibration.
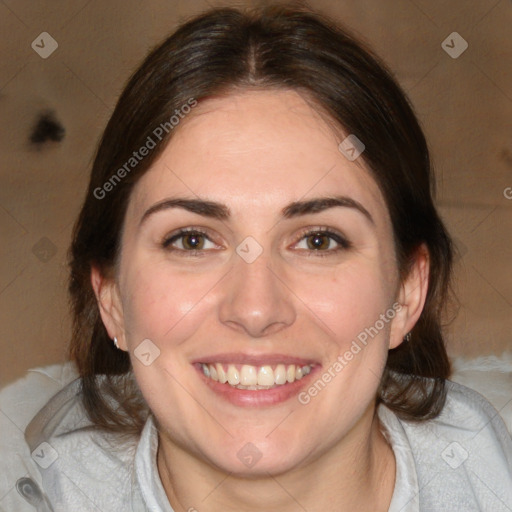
[129,89,389,226]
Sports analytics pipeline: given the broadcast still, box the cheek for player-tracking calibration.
[291,260,396,423]
[119,263,224,426]
[120,260,224,347]
[290,259,394,348]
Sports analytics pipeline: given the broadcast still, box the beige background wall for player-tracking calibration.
[0,0,511,387]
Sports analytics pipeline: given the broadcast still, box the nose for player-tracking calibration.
[218,252,296,338]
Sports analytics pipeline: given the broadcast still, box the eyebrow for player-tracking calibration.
[140,198,230,226]
[139,195,373,226]
[282,196,374,224]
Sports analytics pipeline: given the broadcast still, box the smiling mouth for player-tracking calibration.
[200,363,313,390]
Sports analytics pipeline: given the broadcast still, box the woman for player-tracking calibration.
[3,5,511,511]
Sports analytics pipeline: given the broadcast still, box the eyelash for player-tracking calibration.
[161,227,351,256]
[161,227,217,254]
[293,227,351,256]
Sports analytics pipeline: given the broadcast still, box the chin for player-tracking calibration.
[201,433,309,477]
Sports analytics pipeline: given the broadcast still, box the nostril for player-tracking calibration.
[29,110,65,146]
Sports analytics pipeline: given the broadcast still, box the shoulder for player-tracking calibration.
[0,363,78,510]
[0,364,140,511]
[390,380,512,510]
[450,353,512,434]
[434,380,512,469]
[442,379,512,437]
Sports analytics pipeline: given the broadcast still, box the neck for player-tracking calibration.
[157,405,395,512]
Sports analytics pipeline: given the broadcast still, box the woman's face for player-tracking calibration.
[101,89,418,475]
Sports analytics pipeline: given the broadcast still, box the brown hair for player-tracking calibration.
[69,4,453,433]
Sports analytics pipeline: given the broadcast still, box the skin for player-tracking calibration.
[92,89,429,512]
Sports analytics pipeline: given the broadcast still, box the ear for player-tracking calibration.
[389,244,430,349]
[90,265,127,351]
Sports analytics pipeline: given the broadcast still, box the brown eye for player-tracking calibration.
[306,232,333,250]
[293,229,351,254]
[181,233,205,250]
[163,230,217,252]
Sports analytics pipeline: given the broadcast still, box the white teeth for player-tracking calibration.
[227,365,240,385]
[275,364,287,385]
[216,363,227,384]
[257,366,275,386]
[240,365,258,386]
[202,363,313,388]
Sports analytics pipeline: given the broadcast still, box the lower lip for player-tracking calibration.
[194,364,319,407]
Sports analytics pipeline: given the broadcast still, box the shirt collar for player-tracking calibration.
[134,408,418,512]
[134,415,175,512]
[378,404,420,512]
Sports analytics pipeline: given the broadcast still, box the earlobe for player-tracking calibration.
[389,245,430,349]
[90,266,127,350]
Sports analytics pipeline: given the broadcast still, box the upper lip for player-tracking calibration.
[191,353,318,367]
